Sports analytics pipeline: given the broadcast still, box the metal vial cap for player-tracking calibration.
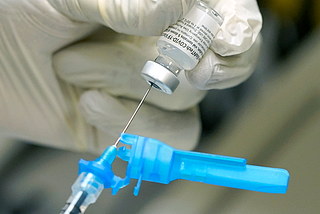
[140,61,180,94]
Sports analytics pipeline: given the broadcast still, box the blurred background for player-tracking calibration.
[1,0,320,213]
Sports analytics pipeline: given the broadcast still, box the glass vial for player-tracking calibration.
[141,1,223,94]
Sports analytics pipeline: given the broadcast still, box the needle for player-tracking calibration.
[114,83,153,147]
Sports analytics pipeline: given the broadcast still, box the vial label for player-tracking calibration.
[158,6,220,62]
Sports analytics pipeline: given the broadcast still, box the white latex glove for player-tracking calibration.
[0,0,262,153]
[50,0,262,147]
[0,0,202,153]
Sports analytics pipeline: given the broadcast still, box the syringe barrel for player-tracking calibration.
[71,172,104,209]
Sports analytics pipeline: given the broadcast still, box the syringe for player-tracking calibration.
[59,97,290,214]
[59,83,153,214]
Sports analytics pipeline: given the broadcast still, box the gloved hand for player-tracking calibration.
[50,0,262,91]
[0,0,262,153]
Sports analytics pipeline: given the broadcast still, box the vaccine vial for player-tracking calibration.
[141,1,223,94]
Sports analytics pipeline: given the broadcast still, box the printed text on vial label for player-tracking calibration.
[161,18,215,60]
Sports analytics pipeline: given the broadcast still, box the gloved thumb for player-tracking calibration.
[48,0,196,36]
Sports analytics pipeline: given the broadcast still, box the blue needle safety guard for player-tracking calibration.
[78,133,289,196]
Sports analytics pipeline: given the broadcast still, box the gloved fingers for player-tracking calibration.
[185,34,262,90]
[48,0,196,36]
[206,0,263,56]
[79,90,201,150]
[53,27,158,88]
[53,28,207,111]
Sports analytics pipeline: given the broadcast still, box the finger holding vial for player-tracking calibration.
[185,0,263,90]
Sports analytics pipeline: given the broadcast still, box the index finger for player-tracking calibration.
[48,0,196,36]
